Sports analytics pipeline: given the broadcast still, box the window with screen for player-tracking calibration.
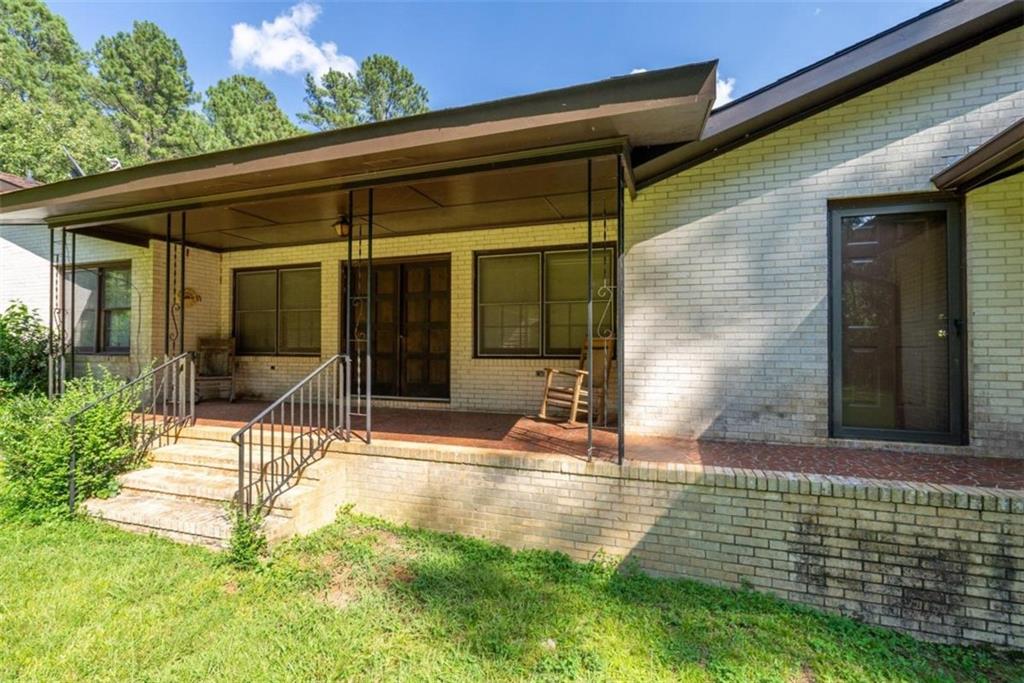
[234,266,321,355]
[476,246,615,357]
[70,264,131,353]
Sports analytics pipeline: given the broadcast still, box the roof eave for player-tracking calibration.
[932,118,1024,192]
[633,0,1024,190]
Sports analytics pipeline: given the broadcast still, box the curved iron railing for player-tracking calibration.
[233,355,351,516]
[66,352,195,511]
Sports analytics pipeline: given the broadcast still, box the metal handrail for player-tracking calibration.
[233,354,350,516]
[66,352,195,511]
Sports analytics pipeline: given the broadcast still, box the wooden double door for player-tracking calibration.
[345,258,450,399]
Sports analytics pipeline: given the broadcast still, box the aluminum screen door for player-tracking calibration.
[829,200,964,444]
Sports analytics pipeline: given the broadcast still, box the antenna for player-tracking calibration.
[62,146,85,178]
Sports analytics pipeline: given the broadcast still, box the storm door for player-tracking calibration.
[829,201,963,443]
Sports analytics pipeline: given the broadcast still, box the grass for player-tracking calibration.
[0,512,1021,682]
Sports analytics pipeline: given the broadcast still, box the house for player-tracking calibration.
[1,0,1021,648]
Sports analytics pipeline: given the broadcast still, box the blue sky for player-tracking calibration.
[52,1,940,124]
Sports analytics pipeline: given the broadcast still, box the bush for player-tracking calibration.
[225,504,268,569]
[0,370,142,518]
[0,303,50,396]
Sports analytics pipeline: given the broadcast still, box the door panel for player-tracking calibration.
[832,203,962,442]
[344,259,450,399]
[401,261,450,398]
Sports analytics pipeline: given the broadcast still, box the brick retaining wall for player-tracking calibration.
[330,442,1024,648]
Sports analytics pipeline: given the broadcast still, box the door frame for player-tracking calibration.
[340,254,452,401]
[827,197,966,444]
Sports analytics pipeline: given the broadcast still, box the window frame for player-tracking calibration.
[473,243,616,359]
[827,196,966,445]
[71,261,132,356]
[232,264,322,357]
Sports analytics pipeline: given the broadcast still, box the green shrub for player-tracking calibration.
[225,504,268,569]
[0,303,50,396]
[0,370,142,518]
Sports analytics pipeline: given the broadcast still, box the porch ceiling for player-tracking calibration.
[70,154,622,251]
[0,61,716,250]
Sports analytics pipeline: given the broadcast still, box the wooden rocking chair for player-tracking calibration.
[538,338,614,427]
[195,337,236,402]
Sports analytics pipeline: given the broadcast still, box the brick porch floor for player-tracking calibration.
[191,401,1024,489]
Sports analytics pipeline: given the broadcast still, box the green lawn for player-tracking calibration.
[0,513,1020,683]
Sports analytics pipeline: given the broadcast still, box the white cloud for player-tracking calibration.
[230,2,356,78]
[630,68,647,75]
[714,76,736,108]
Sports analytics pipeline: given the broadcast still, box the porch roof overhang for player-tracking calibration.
[0,61,716,251]
[931,118,1024,193]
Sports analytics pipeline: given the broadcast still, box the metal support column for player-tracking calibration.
[586,159,594,461]
[366,189,374,444]
[164,214,171,358]
[346,192,354,362]
[59,226,67,393]
[179,212,186,355]
[48,228,54,397]
[69,231,76,380]
[616,155,626,466]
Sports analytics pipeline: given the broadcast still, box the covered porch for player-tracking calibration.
[191,399,1023,489]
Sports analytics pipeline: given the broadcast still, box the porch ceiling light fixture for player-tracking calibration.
[333,218,350,238]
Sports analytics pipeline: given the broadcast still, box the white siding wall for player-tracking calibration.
[0,225,153,379]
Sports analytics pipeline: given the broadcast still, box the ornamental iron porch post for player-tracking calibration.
[179,212,186,356]
[164,213,171,358]
[59,226,67,393]
[69,231,76,380]
[616,155,626,466]
[48,227,54,397]
[366,188,374,444]
[586,159,594,461]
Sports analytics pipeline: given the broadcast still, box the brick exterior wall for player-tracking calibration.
[2,29,1020,452]
[966,174,1024,456]
[624,28,1023,453]
[331,441,1024,648]
[218,222,618,412]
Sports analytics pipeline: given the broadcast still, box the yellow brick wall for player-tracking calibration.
[333,444,1024,648]
[966,174,1024,455]
[218,221,618,414]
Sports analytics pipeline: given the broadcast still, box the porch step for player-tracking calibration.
[117,465,311,515]
[83,494,290,548]
[151,441,329,482]
[82,430,337,549]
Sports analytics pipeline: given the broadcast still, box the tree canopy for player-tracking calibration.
[299,54,429,131]
[0,0,118,181]
[204,75,301,147]
[92,20,199,163]
[0,1,430,182]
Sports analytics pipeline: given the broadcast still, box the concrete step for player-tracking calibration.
[151,441,329,482]
[117,465,311,515]
[83,494,291,548]
[84,425,341,548]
